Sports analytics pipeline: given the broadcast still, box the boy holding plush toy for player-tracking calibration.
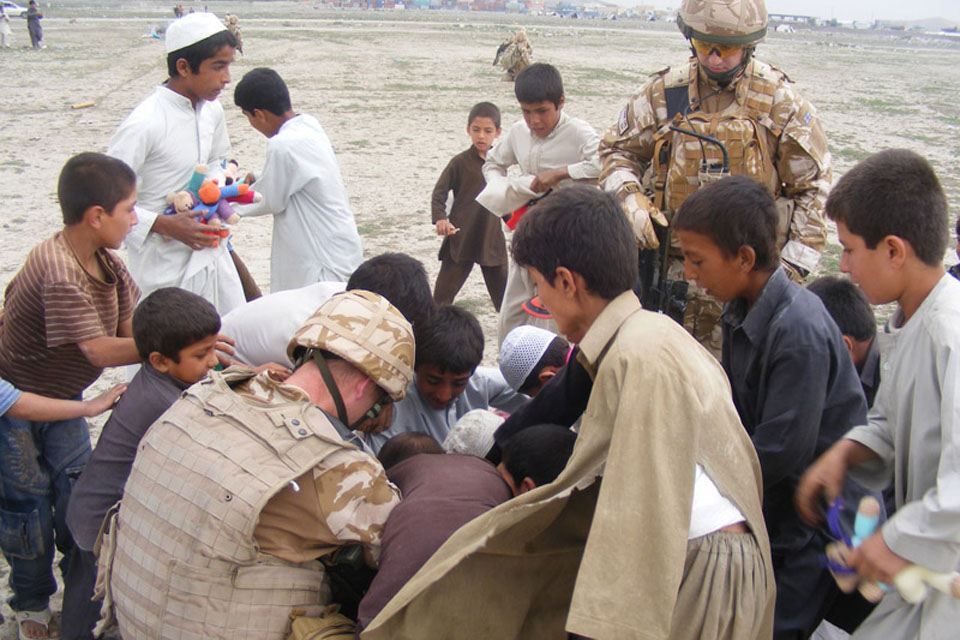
[107,12,256,313]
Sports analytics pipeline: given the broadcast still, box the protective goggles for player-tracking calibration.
[691,38,744,58]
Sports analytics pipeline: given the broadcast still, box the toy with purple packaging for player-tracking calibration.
[825,496,960,605]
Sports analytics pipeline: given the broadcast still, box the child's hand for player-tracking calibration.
[255,362,292,380]
[84,383,128,416]
[848,532,911,584]
[795,447,848,527]
[215,333,237,368]
[530,168,569,193]
[435,220,459,236]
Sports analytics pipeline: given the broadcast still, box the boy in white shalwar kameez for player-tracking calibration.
[797,150,960,640]
[107,12,246,315]
[233,67,363,292]
[476,63,601,345]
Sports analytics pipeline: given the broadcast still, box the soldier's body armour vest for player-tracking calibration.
[651,60,786,220]
[110,370,350,640]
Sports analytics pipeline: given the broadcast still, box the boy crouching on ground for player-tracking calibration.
[63,287,221,639]
[0,152,141,640]
[796,149,960,638]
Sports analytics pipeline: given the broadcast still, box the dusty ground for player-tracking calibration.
[0,2,959,634]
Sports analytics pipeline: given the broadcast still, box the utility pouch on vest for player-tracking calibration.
[320,545,376,621]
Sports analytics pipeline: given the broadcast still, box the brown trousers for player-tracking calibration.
[434,258,507,312]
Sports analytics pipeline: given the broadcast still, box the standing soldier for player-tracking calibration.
[493,28,532,82]
[599,0,829,356]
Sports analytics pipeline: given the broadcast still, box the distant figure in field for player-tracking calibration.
[493,28,532,81]
[26,0,43,49]
[224,13,242,54]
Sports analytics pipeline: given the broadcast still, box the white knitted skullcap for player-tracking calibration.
[166,12,227,53]
[442,409,504,458]
[498,325,558,392]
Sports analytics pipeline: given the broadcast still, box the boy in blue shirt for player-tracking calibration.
[367,305,526,454]
[675,175,869,639]
[797,149,960,638]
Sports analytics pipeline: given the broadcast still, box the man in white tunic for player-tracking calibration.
[475,63,601,344]
[233,67,363,291]
[107,13,246,315]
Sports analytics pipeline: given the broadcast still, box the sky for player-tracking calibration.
[631,1,960,23]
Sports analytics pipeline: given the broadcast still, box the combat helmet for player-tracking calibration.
[288,290,415,402]
[677,0,767,84]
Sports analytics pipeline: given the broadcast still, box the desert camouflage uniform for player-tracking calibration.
[494,28,532,81]
[600,58,830,354]
[104,368,399,639]
[225,13,243,53]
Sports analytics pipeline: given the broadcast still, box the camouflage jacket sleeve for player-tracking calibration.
[598,75,663,205]
[312,448,401,566]
[770,81,831,276]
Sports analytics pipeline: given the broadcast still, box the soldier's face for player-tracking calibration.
[694,45,745,76]
[520,98,564,138]
[836,221,900,305]
[677,230,751,303]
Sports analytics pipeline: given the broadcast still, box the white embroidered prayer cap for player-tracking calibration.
[498,325,558,392]
[166,12,228,53]
[442,409,505,458]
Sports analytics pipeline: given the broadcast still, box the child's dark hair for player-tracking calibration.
[826,149,948,267]
[468,101,501,129]
[378,432,443,471]
[515,63,564,107]
[234,67,292,117]
[414,305,483,373]
[133,288,221,362]
[519,336,568,394]
[347,253,436,332]
[166,29,237,77]
[502,424,576,487]
[57,153,136,226]
[674,176,779,271]
[512,185,637,299]
[806,276,876,343]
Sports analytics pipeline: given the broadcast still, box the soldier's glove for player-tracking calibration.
[617,184,668,250]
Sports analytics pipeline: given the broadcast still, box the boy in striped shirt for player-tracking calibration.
[0,152,140,639]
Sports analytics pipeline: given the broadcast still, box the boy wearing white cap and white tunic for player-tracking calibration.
[107,13,247,315]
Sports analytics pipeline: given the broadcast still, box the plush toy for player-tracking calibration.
[825,496,960,605]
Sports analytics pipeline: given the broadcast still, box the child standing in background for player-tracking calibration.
[432,102,508,311]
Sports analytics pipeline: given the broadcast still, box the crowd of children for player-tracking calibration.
[0,8,958,640]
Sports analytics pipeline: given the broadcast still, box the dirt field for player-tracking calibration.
[0,2,958,633]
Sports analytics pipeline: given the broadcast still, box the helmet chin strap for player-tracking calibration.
[692,45,754,87]
[300,349,391,431]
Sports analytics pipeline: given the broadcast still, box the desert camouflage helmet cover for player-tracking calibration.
[287,290,415,401]
[677,0,768,46]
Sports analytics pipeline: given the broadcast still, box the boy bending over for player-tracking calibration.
[63,287,221,639]
[675,176,869,638]
[477,63,601,343]
[0,153,140,639]
[233,67,363,291]
[367,305,526,454]
[361,186,773,640]
[796,149,960,638]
